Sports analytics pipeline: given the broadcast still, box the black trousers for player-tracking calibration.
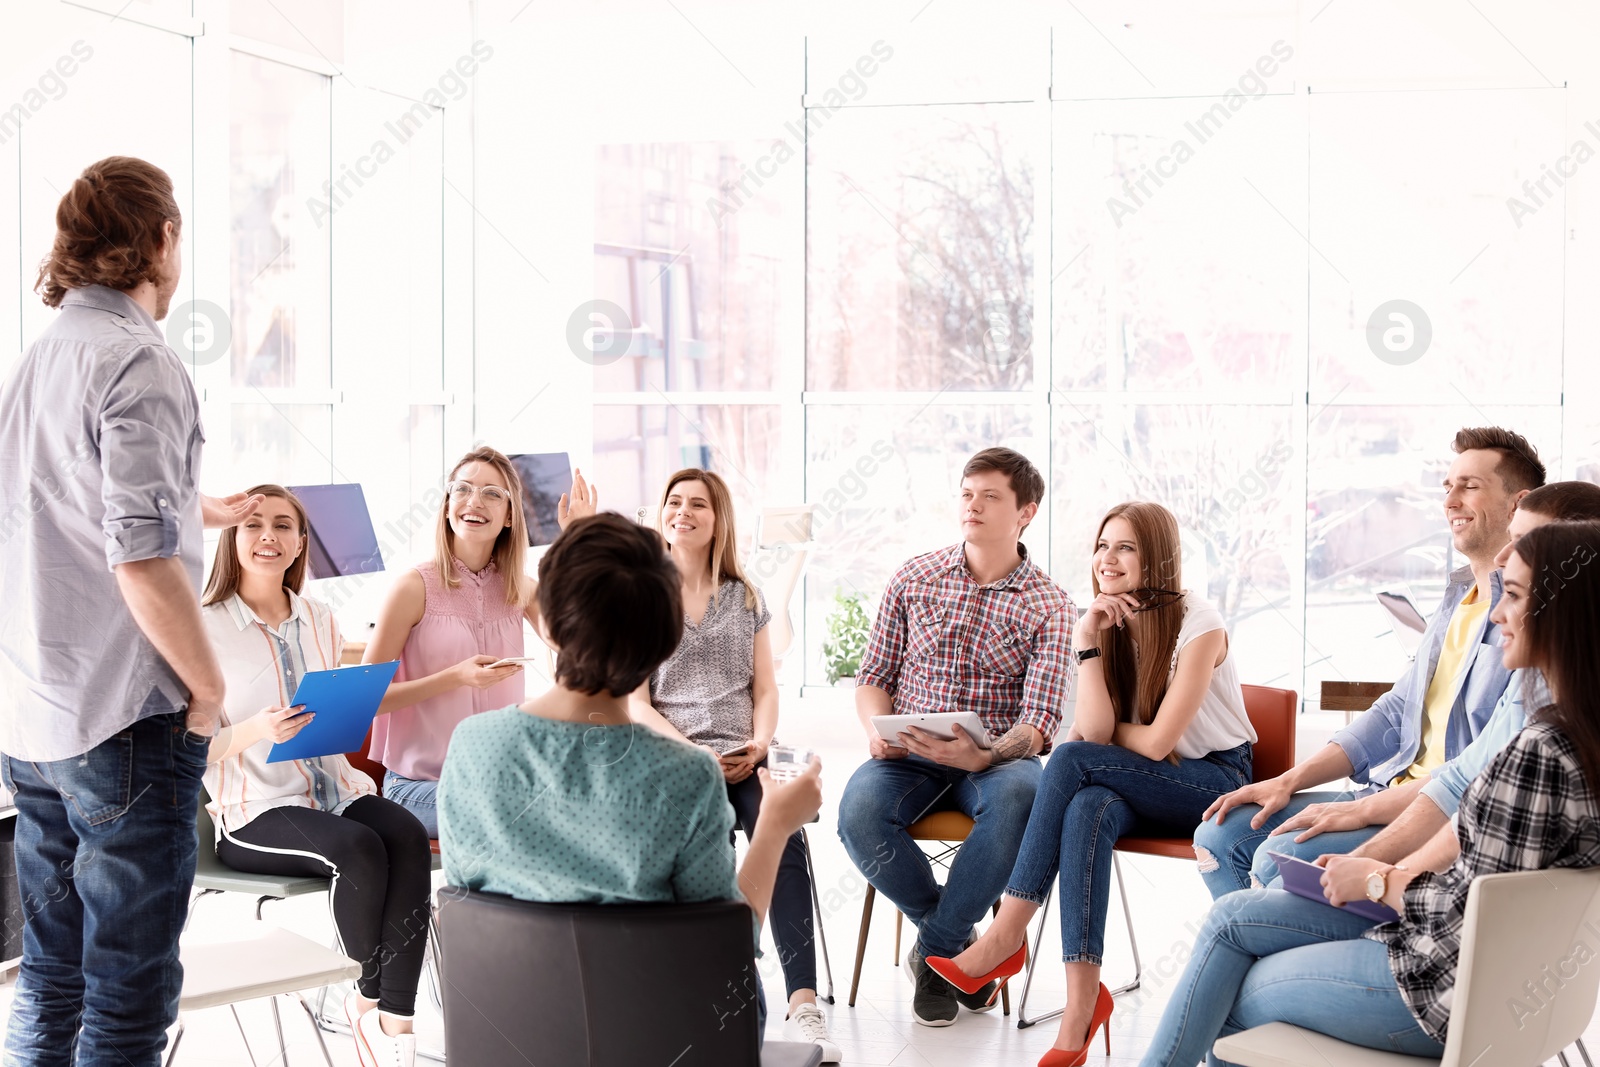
[217,795,432,1015]
[726,769,817,997]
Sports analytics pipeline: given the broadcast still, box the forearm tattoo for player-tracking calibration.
[988,725,1035,766]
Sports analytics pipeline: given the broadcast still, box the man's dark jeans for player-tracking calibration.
[1,711,206,1066]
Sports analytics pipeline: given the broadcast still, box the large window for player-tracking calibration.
[585,25,1577,701]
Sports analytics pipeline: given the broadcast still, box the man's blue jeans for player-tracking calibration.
[1005,741,1251,964]
[1,711,207,1066]
[1192,790,1381,898]
[1139,888,1443,1066]
[837,754,1041,959]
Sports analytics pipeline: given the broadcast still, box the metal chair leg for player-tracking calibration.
[848,883,875,1007]
[1578,1038,1595,1067]
[162,1019,185,1066]
[801,829,835,1003]
[1018,854,1141,1029]
[228,1005,260,1067]
[1016,887,1055,1028]
[184,888,222,933]
[269,996,288,1066]
[1108,853,1143,996]
[292,992,340,1067]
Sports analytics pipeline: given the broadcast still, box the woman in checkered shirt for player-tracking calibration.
[1136,519,1600,1065]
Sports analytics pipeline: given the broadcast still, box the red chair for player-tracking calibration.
[1014,684,1298,1028]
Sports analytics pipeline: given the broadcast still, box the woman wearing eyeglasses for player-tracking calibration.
[364,446,595,836]
[925,501,1255,1066]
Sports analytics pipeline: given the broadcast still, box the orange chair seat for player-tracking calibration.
[908,811,976,841]
[1115,836,1196,861]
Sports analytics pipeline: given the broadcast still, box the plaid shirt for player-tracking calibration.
[855,543,1075,750]
[1368,720,1600,1042]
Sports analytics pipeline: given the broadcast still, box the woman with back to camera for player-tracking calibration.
[926,501,1256,1066]
[365,447,594,836]
[627,469,838,1060]
[438,514,824,1051]
[1136,519,1600,1065]
[199,484,430,1067]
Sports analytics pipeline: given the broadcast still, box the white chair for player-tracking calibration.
[746,505,815,662]
[1212,868,1600,1067]
[167,923,362,1066]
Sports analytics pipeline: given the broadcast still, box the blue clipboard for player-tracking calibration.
[266,661,400,764]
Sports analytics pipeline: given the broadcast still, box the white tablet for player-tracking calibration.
[872,712,993,750]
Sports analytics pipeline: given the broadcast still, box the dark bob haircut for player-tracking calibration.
[538,513,683,697]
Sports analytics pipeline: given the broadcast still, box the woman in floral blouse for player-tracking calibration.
[1139,519,1600,1066]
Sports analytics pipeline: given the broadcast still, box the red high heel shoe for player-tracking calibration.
[1037,982,1113,1067]
[924,942,1028,1007]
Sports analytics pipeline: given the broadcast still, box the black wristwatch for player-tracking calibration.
[1075,647,1101,664]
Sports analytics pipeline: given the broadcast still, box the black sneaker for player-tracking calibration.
[951,932,1002,1013]
[908,944,959,1027]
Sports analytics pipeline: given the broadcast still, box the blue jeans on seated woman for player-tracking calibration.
[1006,740,1251,964]
[1139,888,1443,1066]
[384,770,439,838]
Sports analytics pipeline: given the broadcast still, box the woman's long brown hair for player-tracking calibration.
[1511,520,1600,794]
[202,485,309,606]
[1093,501,1187,732]
[655,468,758,610]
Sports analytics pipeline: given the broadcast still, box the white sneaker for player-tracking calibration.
[344,994,377,1067]
[783,1003,842,1062]
[356,1006,417,1067]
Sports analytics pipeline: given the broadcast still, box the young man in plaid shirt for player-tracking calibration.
[836,447,1076,1026]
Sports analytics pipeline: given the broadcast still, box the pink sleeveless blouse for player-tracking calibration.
[367,558,526,780]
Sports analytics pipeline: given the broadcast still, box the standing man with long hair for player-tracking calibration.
[0,156,260,1065]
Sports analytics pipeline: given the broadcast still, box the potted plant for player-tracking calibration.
[822,589,871,686]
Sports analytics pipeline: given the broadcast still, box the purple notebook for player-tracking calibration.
[1269,851,1401,923]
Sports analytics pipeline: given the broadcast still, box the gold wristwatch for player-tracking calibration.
[1365,864,1408,903]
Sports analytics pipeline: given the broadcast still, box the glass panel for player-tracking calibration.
[807,104,1034,391]
[358,406,445,568]
[805,22,1039,104]
[229,52,331,389]
[1308,90,1564,401]
[1304,405,1561,695]
[1050,403,1299,688]
[591,143,783,393]
[227,403,334,487]
[803,405,1038,685]
[1052,1,1297,100]
[1053,97,1303,393]
[592,404,782,541]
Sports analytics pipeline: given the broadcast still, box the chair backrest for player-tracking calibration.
[1241,684,1297,784]
[435,889,765,1066]
[346,727,387,791]
[1442,867,1600,1066]
[756,505,815,549]
[746,543,809,661]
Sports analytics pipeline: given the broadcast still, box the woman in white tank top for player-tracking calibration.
[925,501,1256,1066]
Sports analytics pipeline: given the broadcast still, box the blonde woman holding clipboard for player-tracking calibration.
[200,484,431,1066]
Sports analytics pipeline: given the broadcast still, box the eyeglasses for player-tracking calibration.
[1131,587,1184,613]
[446,481,511,506]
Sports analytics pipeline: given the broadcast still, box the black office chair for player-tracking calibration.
[434,888,823,1067]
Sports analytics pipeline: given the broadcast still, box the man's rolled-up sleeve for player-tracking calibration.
[854,571,909,696]
[98,350,195,569]
[1017,601,1076,740]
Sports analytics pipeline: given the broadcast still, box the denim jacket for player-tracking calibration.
[1332,565,1511,788]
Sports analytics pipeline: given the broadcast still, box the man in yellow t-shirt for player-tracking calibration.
[1197,426,1545,896]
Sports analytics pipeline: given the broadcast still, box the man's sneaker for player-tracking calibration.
[908,944,959,1027]
[951,931,1002,1013]
[782,1003,842,1062]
